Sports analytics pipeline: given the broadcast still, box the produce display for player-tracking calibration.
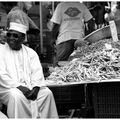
[47,38,120,84]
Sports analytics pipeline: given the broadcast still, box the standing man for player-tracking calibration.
[0,21,58,118]
[50,2,95,62]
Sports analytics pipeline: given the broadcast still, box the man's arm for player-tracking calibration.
[87,18,95,33]
[50,22,60,46]
[17,86,31,98]
[50,3,61,45]
[22,50,46,101]
[17,86,40,100]
[85,18,95,35]
[82,3,96,35]
[30,50,46,88]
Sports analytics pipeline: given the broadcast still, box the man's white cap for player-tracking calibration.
[9,22,28,34]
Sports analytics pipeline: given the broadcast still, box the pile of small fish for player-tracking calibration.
[47,39,120,84]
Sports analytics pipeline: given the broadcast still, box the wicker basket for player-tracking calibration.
[75,20,120,48]
[92,82,120,118]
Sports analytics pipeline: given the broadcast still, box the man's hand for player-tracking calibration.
[17,85,31,98]
[74,40,89,48]
[26,87,40,101]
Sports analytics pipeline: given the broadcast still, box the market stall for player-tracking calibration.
[45,20,120,118]
[0,2,120,118]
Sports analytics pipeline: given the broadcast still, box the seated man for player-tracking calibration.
[0,21,58,118]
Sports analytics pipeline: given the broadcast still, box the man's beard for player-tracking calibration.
[7,39,22,50]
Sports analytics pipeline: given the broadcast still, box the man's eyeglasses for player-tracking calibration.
[7,32,19,39]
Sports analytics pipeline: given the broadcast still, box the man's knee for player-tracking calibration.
[44,88,53,97]
[38,87,53,98]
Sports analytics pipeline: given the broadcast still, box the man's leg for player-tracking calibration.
[37,87,59,118]
[56,40,76,61]
[0,88,32,118]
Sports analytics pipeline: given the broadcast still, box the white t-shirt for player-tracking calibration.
[51,2,93,45]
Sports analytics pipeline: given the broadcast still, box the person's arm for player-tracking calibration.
[86,18,95,34]
[27,16,40,34]
[30,49,46,88]
[51,22,60,46]
[17,85,31,98]
[17,49,43,100]
[0,46,20,89]
[83,3,95,35]
[24,49,46,100]
[50,3,61,46]
[0,46,31,98]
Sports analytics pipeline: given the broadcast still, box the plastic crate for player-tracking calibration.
[92,82,120,118]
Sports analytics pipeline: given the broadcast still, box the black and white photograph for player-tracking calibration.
[0,1,120,118]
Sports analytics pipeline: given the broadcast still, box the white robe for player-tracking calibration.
[0,111,8,118]
[0,43,58,118]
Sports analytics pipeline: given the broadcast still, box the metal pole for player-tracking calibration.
[52,2,54,12]
[39,2,43,54]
